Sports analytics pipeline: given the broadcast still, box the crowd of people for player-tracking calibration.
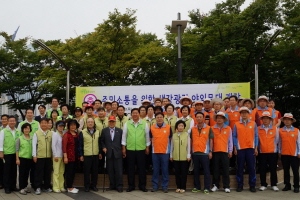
[0,95,299,196]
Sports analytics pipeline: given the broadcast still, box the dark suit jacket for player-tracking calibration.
[100,127,123,159]
[34,115,46,123]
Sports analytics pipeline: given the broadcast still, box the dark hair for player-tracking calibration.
[162,98,170,102]
[146,105,155,114]
[131,108,139,114]
[1,114,9,120]
[195,112,205,118]
[180,105,191,114]
[67,119,79,129]
[8,115,16,120]
[25,108,34,114]
[112,101,119,106]
[52,97,59,102]
[21,122,32,133]
[223,97,229,101]
[50,110,59,118]
[155,112,164,118]
[229,95,238,101]
[175,120,186,130]
[74,107,83,115]
[155,98,162,103]
[93,99,102,105]
[138,106,146,113]
[40,118,49,124]
[38,105,46,109]
[243,99,253,105]
[165,103,175,111]
[117,105,125,110]
[154,106,163,113]
[269,99,275,103]
[60,104,69,110]
[97,107,106,112]
[82,101,88,106]
[55,120,65,129]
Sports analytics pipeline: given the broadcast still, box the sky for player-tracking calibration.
[0,0,253,42]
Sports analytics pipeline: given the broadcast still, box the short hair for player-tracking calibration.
[60,104,69,110]
[117,105,125,110]
[67,119,80,129]
[8,115,16,120]
[40,118,49,123]
[154,106,163,113]
[50,110,59,117]
[155,99,162,103]
[269,99,275,103]
[180,105,191,114]
[229,95,238,101]
[195,112,205,118]
[155,112,164,118]
[223,97,229,101]
[21,122,32,133]
[1,114,9,119]
[93,99,102,105]
[131,108,139,114]
[82,101,88,106]
[138,106,146,113]
[146,105,154,114]
[38,105,46,109]
[74,107,83,115]
[162,98,170,102]
[112,101,119,106]
[175,120,186,130]
[97,107,106,112]
[52,97,59,102]
[165,103,174,111]
[25,108,34,114]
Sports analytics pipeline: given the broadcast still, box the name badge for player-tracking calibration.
[223,131,227,134]
[202,131,206,134]
[249,126,252,129]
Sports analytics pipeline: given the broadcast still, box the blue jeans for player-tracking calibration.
[152,153,169,190]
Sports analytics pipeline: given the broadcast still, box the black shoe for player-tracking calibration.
[90,187,98,192]
[250,187,256,193]
[151,189,158,192]
[126,188,134,192]
[5,188,11,194]
[84,187,90,192]
[117,188,123,193]
[0,185,3,189]
[163,189,168,193]
[294,188,299,193]
[106,187,116,191]
[140,188,148,192]
[236,187,243,192]
[282,185,291,191]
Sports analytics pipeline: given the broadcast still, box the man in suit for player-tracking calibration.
[34,105,47,122]
[100,115,123,192]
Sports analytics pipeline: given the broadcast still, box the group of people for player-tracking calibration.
[0,94,299,196]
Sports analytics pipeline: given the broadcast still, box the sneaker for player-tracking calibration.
[25,187,31,193]
[259,186,267,191]
[211,185,219,192]
[272,186,279,192]
[203,189,209,194]
[60,188,67,192]
[175,189,180,193]
[19,189,27,195]
[192,188,201,193]
[180,189,185,193]
[68,188,79,194]
[224,188,230,193]
[44,188,53,193]
[35,188,41,195]
[53,189,61,193]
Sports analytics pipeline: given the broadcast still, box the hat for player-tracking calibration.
[281,113,296,123]
[213,112,228,122]
[260,111,272,119]
[108,115,116,122]
[239,106,250,113]
[194,101,204,106]
[74,107,83,114]
[179,96,192,105]
[103,100,112,107]
[153,97,162,103]
[67,119,80,129]
[210,98,224,106]
[256,95,269,104]
[238,97,245,102]
[241,98,255,109]
[56,121,65,127]
[203,98,211,102]
[142,99,151,104]
[85,104,94,110]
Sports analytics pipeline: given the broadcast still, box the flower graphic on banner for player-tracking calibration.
[84,94,97,104]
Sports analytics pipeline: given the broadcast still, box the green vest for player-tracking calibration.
[145,117,156,128]
[57,115,73,121]
[18,120,39,137]
[46,108,62,118]
[82,129,100,156]
[171,132,189,161]
[164,115,177,134]
[181,117,192,132]
[36,129,53,158]
[116,116,128,129]
[126,120,147,151]
[95,117,108,133]
[19,135,32,159]
[3,128,20,154]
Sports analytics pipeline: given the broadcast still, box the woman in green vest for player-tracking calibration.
[170,120,191,193]
[16,123,32,195]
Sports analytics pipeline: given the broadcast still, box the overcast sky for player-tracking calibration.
[0,0,252,41]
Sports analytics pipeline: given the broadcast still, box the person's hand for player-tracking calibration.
[145,147,149,155]
[80,156,84,162]
[228,153,232,158]
[99,154,102,160]
[16,159,20,165]
[254,148,258,156]
[298,154,300,159]
[33,157,37,163]
[64,157,68,164]
[278,153,281,158]
[208,152,212,159]
[54,157,59,162]
[0,152,3,159]
[170,158,173,162]
[103,148,107,154]
[122,149,126,158]
[234,149,237,155]
[187,158,191,162]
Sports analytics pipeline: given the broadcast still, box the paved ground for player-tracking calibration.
[0,183,299,200]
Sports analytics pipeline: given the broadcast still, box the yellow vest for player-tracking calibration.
[82,129,100,156]
[116,116,128,129]
[95,117,108,133]
[36,129,53,158]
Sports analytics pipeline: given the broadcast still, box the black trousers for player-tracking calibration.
[19,158,32,189]
[65,161,77,188]
[173,161,188,190]
[259,153,278,187]
[212,152,230,188]
[30,161,36,189]
[0,158,3,186]
[127,150,146,190]
[107,151,123,189]
[83,155,99,188]
[3,154,17,190]
[281,155,299,188]
[34,158,52,189]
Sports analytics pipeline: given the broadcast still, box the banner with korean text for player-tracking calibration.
[76,83,250,113]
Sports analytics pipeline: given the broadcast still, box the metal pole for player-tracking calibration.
[66,70,70,104]
[255,64,258,104]
[177,13,182,84]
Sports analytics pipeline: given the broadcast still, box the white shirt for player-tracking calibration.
[52,131,64,157]
[122,120,151,146]
[0,126,17,151]
[109,127,115,140]
[32,129,49,157]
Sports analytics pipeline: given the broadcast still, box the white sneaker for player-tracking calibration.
[259,186,267,191]
[224,188,230,193]
[60,188,67,192]
[35,188,41,195]
[68,188,79,194]
[211,185,219,192]
[272,186,279,191]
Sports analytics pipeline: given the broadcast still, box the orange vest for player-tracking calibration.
[273,110,280,125]
[279,127,299,156]
[192,110,208,125]
[191,125,211,153]
[151,124,171,154]
[235,121,256,150]
[254,107,273,125]
[177,107,195,118]
[209,112,216,127]
[258,125,278,153]
[249,109,256,122]
[226,107,240,129]
[212,125,232,153]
